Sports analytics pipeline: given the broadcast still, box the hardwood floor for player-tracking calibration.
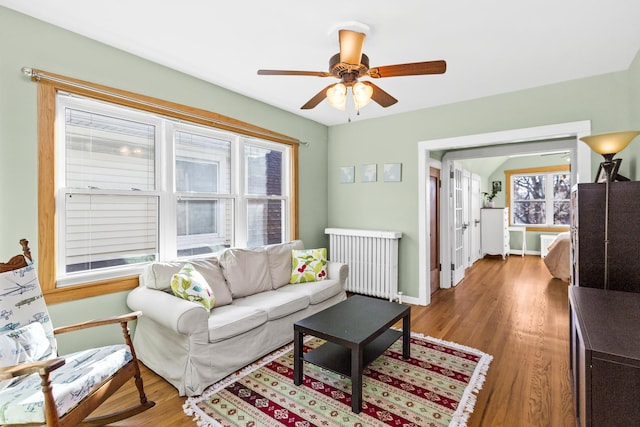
[96,255,575,426]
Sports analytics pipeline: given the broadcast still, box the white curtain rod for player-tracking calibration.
[21,67,306,146]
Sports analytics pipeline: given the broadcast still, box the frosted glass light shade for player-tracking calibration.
[580,131,640,155]
[352,82,373,109]
[326,83,347,110]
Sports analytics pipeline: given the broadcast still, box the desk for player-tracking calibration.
[507,226,527,256]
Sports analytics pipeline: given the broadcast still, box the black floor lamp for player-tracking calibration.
[580,131,640,290]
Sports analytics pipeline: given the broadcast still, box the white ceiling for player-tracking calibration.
[3,0,640,126]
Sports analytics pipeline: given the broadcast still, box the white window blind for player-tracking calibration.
[62,106,158,279]
[64,194,158,272]
[56,93,291,286]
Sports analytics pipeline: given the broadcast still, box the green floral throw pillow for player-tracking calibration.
[290,248,327,283]
[171,263,216,310]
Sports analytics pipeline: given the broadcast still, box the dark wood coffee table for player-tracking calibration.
[293,295,410,413]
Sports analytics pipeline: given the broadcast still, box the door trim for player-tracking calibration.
[429,167,440,295]
[416,120,591,304]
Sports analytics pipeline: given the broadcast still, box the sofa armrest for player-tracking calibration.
[127,287,208,335]
[327,261,348,288]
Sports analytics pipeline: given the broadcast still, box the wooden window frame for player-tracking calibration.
[35,71,299,304]
[505,165,571,232]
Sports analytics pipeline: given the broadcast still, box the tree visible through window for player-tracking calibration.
[510,168,570,227]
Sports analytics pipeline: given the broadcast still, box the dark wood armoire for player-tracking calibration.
[571,181,640,292]
[569,181,640,427]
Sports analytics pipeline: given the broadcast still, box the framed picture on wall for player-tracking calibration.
[361,164,377,182]
[383,163,402,182]
[339,166,355,183]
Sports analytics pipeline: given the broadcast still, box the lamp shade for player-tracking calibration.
[352,82,373,110]
[326,83,347,110]
[580,131,640,155]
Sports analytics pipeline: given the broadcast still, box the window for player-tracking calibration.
[506,166,571,229]
[55,93,291,287]
[245,145,286,247]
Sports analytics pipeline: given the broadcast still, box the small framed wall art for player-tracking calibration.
[383,163,402,182]
[339,166,355,183]
[360,164,377,182]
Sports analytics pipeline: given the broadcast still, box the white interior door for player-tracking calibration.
[471,174,481,263]
[452,161,465,285]
[462,170,471,269]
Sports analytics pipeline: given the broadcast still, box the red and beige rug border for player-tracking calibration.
[183,332,493,427]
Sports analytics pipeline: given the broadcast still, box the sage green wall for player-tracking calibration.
[328,60,637,299]
[0,7,329,353]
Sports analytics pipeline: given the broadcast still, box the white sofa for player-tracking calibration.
[126,240,348,396]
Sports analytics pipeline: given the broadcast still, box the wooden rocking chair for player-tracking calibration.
[0,239,155,426]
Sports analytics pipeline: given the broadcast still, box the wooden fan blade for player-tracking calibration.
[258,69,333,77]
[361,81,398,108]
[339,30,365,66]
[368,60,446,78]
[300,84,335,109]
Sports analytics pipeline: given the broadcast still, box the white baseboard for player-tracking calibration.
[401,295,424,306]
[509,250,542,256]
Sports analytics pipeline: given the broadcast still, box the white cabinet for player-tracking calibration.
[481,208,509,259]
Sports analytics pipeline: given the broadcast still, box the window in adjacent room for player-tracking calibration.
[505,165,571,230]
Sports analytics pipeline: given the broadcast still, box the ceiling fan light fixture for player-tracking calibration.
[353,81,373,109]
[326,83,347,110]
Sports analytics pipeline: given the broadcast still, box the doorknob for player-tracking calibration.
[462,223,469,230]
[474,219,480,226]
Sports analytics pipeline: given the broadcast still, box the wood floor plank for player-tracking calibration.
[94,255,575,426]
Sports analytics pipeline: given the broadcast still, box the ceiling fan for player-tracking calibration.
[257,29,447,111]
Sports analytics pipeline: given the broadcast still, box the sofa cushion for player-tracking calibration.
[207,305,268,343]
[265,240,304,289]
[276,278,344,305]
[290,248,328,283]
[232,290,309,320]
[218,247,272,298]
[140,258,233,307]
[171,263,216,310]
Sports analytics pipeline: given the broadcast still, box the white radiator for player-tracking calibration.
[325,228,402,301]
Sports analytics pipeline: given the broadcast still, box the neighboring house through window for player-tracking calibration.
[49,91,293,292]
[32,72,300,304]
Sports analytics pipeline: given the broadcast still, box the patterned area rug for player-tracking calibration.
[184,333,492,427]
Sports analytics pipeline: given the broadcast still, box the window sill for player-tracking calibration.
[43,276,139,305]
[518,226,570,233]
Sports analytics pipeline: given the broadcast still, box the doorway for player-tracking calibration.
[417,120,592,305]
